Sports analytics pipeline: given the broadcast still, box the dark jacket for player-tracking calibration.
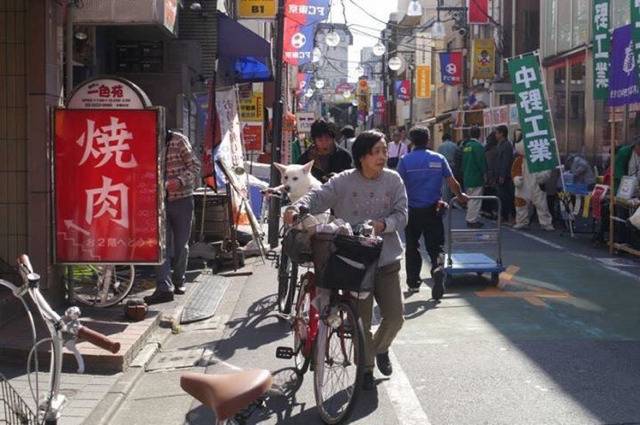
[484,140,499,186]
[495,139,514,183]
[298,144,353,183]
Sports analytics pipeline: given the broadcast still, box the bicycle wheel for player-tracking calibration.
[292,274,314,375]
[313,299,364,424]
[67,265,135,308]
[277,253,298,314]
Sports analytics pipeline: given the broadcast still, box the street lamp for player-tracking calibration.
[388,56,403,71]
[325,30,341,47]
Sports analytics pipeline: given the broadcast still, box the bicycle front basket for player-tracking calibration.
[0,373,37,425]
[281,228,314,264]
[314,233,383,292]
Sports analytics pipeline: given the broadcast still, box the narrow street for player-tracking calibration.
[108,210,640,425]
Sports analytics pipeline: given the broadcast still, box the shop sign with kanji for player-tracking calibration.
[507,53,559,173]
[54,77,163,263]
[593,0,610,100]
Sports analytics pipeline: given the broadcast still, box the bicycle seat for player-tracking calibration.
[180,369,272,421]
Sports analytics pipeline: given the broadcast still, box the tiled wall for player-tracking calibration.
[0,0,28,264]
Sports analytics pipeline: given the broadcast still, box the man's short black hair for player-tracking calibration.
[340,125,355,138]
[496,125,509,138]
[352,130,386,170]
[408,126,430,147]
[310,119,337,140]
[443,133,452,141]
[470,126,481,139]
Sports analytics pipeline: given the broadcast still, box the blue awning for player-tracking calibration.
[217,12,272,82]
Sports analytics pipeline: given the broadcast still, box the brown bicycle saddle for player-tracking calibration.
[180,369,272,421]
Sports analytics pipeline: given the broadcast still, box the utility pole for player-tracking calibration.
[268,0,286,248]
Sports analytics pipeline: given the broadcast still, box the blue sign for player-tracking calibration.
[608,24,640,106]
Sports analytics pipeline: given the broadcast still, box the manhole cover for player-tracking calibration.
[180,275,229,324]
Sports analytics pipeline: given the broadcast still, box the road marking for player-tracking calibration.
[382,349,431,425]
[508,228,640,282]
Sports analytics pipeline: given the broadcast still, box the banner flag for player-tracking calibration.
[507,52,560,173]
[608,24,640,106]
[283,0,330,65]
[439,52,462,85]
[468,0,489,24]
[471,39,495,80]
[395,80,411,101]
[593,0,610,99]
[415,65,431,98]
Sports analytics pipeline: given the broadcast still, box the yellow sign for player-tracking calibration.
[472,38,495,81]
[239,93,264,122]
[237,0,276,18]
[415,65,431,99]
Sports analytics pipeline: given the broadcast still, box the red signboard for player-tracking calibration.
[54,109,161,263]
[242,123,263,151]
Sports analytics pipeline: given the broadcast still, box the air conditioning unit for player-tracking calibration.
[73,0,178,34]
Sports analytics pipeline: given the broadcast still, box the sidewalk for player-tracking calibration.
[0,260,252,425]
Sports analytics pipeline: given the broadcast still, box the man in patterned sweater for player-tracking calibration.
[145,130,201,305]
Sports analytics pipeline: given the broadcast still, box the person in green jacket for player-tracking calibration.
[614,139,639,192]
[462,126,487,228]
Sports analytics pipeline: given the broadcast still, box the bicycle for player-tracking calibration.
[65,264,135,308]
[0,255,121,425]
[275,212,383,424]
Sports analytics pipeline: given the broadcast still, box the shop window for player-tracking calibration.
[567,63,585,155]
[557,1,572,53]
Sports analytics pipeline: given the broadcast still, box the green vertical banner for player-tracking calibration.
[507,52,560,173]
[593,0,610,100]
[632,0,640,86]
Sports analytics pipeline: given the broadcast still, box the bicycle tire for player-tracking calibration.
[313,299,364,424]
[292,274,313,375]
[277,253,298,314]
[67,265,135,308]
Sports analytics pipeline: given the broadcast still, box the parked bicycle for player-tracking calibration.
[275,210,383,424]
[0,255,121,425]
[65,264,135,308]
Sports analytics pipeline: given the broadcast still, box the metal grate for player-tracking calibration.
[0,374,37,425]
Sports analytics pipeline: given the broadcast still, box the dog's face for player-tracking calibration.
[273,161,316,201]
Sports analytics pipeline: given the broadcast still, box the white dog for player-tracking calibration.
[272,160,321,203]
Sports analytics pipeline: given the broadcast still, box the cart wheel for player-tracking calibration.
[432,270,446,301]
[490,272,500,285]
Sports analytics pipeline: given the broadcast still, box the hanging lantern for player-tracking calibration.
[312,47,322,63]
[373,42,386,56]
[388,56,403,71]
[305,88,314,98]
[406,0,423,17]
[342,90,352,98]
[355,65,365,76]
[314,79,325,89]
[325,31,341,47]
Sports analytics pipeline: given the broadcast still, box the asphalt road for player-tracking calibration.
[109,210,640,425]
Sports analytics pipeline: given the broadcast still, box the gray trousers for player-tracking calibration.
[357,261,405,371]
[156,196,194,292]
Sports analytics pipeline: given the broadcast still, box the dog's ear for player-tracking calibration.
[273,163,287,174]
[302,160,314,174]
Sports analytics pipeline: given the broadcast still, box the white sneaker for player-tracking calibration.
[542,225,555,231]
[513,223,528,230]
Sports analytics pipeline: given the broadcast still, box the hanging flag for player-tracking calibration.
[593,0,610,100]
[468,0,489,24]
[415,65,431,98]
[471,39,495,81]
[296,72,312,93]
[608,24,640,106]
[283,0,330,66]
[373,95,385,114]
[507,52,560,173]
[439,52,462,85]
[395,80,411,101]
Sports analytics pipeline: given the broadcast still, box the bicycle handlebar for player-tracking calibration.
[17,254,34,274]
[77,325,121,354]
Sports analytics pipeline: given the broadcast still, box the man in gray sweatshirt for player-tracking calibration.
[284,130,408,391]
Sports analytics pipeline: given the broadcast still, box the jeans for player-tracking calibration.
[404,205,444,287]
[156,196,194,292]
